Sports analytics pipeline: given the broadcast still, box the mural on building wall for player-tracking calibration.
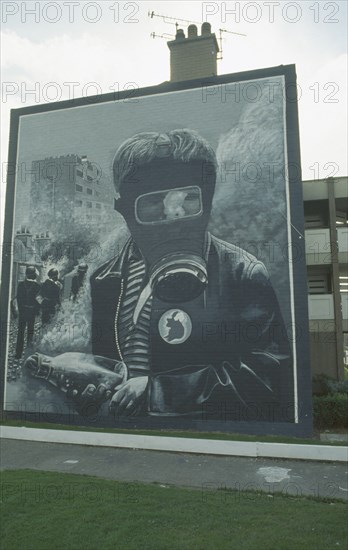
[2,69,310,432]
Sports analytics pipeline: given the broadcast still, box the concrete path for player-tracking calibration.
[2,426,346,462]
[1,439,347,501]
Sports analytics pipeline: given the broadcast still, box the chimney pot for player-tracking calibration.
[187,24,198,38]
[201,22,211,36]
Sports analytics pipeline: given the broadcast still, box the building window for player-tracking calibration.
[344,333,348,366]
[75,200,83,207]
[95,191,100,197]
[87,175,93,182]
[96,203,101,209]
[304,200,328,228]
[87,188,93,195]
[304,214,325,229]
[86,202,92,208]
[340,276,348,293]
[76,169,83,178]
[76,184,83,192]
[307,274,331,294]
[336,211,347,226]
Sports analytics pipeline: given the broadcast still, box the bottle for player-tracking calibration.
[24,351,127,398]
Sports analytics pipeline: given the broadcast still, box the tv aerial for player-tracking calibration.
[148,10,247,60]
[150,32,175,40]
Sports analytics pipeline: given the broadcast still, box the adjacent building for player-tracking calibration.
[304,176,348,379]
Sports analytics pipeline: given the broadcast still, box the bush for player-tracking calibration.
[312,374,348,396]
[327,379,348,394]
[312,374,332,396]
[313,394,348,429]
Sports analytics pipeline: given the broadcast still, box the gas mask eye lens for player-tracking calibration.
[183,192,201,215]
[137,194,164,222]
[135,186,202,225]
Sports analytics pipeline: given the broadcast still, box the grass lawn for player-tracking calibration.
[1,470,347,550]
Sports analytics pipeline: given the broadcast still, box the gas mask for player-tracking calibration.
[115,156,216,320]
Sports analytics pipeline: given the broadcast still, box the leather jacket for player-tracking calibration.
[90,233,294,421]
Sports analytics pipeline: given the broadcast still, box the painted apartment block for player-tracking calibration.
[30,154,116,236]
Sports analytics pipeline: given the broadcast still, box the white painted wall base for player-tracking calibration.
[1,426,347,463]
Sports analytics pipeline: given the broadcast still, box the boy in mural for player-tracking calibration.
[25,129,293,421]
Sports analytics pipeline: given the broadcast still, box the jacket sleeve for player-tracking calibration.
[16,282,26,311]
[90,270,122,361]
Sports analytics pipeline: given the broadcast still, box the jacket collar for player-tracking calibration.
[94,238,134,281]
[94,233,212,281]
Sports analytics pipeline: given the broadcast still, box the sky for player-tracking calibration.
[1,0,347,241]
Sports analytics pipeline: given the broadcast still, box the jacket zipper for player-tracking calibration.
[114,278,124,362]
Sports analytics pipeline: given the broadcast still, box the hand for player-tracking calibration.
[24,352,127,399]
[109,376,149,416]
[67,383,112,416]
[24,352,127,417]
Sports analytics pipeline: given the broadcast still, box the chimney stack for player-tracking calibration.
[167,23,219,82]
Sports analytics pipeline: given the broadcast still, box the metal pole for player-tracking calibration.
[327,178,344,380]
